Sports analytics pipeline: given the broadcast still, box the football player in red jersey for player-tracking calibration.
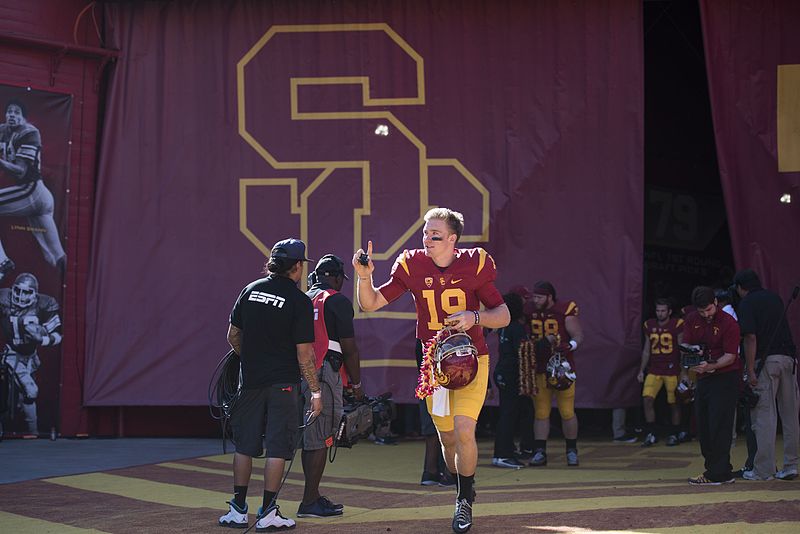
[524,281,584,467]
[354,207,509,534]
[637,298,685,447]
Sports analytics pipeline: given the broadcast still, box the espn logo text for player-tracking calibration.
[248,291,286,308]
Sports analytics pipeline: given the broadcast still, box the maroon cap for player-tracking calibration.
[510,285,532,299]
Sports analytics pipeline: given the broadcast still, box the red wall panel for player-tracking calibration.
[0,0,107,435]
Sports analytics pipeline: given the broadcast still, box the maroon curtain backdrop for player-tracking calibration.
[700,1,800,339]
[85,0,643,408]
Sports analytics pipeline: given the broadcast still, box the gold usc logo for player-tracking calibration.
[236,24,489,320]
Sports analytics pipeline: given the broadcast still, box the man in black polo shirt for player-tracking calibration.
[298,254,364,518]
[735,269,798,481]
[219,238,322,531]
[682,286,741,485]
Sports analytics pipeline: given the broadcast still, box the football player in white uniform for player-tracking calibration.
[0,272,61,435]
[0,100,66,279]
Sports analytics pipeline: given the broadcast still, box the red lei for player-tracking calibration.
[415,329,451,399]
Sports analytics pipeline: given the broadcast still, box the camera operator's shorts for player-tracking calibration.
[533,373,576,420]
[643,373,679,404]
[300,358,343,450]
[230,383,299,459]
[426,355,489,432]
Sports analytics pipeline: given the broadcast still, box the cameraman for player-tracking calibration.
[300,254,364,516]
[735,269,798,481]
[220,238,321,531]
[682,286,741,485]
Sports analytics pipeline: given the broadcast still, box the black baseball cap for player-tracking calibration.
[733,269,761,290]
[270,238,312,262]
[314,254,349,280]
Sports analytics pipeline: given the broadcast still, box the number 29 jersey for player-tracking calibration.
[378,247,504,355]
[643,317,683,375]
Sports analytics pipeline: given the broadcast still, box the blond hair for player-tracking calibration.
[424,208,464,240]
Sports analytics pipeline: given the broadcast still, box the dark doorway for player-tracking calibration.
[643,0,736,317]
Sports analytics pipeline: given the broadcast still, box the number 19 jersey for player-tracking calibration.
[378,247,504,355]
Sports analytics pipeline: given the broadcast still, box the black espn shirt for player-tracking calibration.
[738,288,797,360]
[230,275,314,389]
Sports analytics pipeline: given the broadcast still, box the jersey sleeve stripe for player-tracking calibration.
[565,301,577,316]
[16,145,39,160]
[398,254,410,275]
[44,315,61,332]
[477,248,487,275]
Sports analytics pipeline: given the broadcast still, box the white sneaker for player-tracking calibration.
[492,457,525,469]
[219,501,248,528]
[256,504,296,532]
[776,468,798,480]
[742,470,774,481]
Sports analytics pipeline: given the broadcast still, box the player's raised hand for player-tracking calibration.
[352,240,374,280]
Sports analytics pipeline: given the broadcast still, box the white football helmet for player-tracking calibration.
[12,272,39,308]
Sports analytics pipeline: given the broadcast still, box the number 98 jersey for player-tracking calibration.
[524,299,579,373]
[378,247,504,355]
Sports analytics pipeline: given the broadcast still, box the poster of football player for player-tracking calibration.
[0,84,70,438]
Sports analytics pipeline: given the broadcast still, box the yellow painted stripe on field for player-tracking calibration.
[36,472,800,526]
[166,458,697,496]
[0,511,109,534]
[309,489,800,524]
[41,472,371,516]
[42,473,292,515]
[159,461,426,496]
[43,473,231,509]
[642,521,800,534]
[161,459,691,494]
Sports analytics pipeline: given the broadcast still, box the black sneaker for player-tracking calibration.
[613,433,638,443]
[296,496,343,518]
[641,432,657,447]
[452,498,473,533]
[677,431,692,443]
[421,471,440,486]
[319,496,343,512]
[665,434,679,447]
[439,471,457,487]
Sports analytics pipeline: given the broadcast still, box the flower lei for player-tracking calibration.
[415,328,452,399]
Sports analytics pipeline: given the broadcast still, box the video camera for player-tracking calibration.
[679,343,708,369]
[336,392,396,448]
